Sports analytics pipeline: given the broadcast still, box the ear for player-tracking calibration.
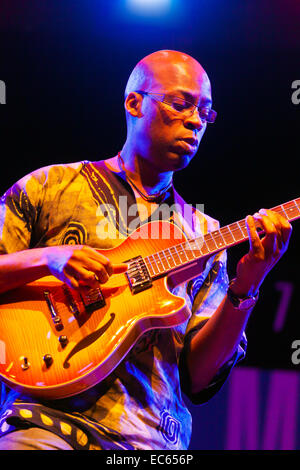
[124,92,143,118]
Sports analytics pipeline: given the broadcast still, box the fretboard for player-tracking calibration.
[144,198,300,278]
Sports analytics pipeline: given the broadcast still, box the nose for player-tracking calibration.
[183,107,205,132]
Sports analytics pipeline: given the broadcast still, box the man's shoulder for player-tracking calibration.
[33,160,88,178]
[17,160,90,188]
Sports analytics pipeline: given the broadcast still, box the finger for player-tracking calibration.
[259,208,283,248]
[87,249,128,276]
[96,256,114,277]
[261,209,293,246]
[80,247,114,276]
[65,264,108,287]
[65,273,80,290]
[85,260,112,282]
[254,212,278,254]
[245,215,263,255]
[61,267,80,289]
[112,263,128,274]
[83,259,128,279]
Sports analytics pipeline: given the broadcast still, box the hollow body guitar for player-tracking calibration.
[0,199,299,400]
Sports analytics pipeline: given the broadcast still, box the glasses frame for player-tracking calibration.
[135,90,217,123]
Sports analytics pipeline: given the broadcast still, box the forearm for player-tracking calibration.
[186,208,292,395]
[0,248,50,294]
[186,290,252,394]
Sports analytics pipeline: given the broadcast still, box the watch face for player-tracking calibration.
[239,298,256,310]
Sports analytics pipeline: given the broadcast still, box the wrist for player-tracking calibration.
[229,277,260,298]
[227,278,259,311]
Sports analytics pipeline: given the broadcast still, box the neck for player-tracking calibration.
[119,144,173,195]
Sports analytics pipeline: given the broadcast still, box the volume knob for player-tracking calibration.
[43,354,53,367]
[58,335,68,347]
[21,357,30,370]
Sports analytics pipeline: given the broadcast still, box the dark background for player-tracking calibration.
[0,0,299,370]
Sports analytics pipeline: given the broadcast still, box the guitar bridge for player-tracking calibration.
[126,255,152,294]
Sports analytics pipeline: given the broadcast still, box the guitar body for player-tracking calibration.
[0,221,208,400]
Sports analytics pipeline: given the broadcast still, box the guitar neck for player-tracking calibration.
[144,198,300,279]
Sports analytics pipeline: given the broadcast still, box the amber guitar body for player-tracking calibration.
[0,221,208,400]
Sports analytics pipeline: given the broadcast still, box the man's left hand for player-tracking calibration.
[232,208,292,296]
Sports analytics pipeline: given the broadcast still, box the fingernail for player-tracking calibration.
[259,208,267,215]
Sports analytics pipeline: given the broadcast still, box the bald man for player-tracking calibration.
[0,50,292,450]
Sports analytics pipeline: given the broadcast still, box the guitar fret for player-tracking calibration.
[170,245,183,265]
[161,250,172,269]
[172,245,186,264]
[149,254,160,275]
[228,222,244,241]
[184,240,196,260]
[153,253,165,273]
[237,220,248,238]
[158,251,169,271]
[280,200,300,221]
[204,233,217,252]
[177,243,189,262]
[294,198,300,211]
[145,257,155,277]
[188,239,203,257]
[280,204,288,219]
[195,236,209,255]
[210,230,226,249]
[220,226,235,245]
[166,248,177,268]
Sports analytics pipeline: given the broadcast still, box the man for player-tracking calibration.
[0,50,292,450]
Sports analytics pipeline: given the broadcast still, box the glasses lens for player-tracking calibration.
[206,109,217,123]
[198,108,217,123]
[171,97,192,112]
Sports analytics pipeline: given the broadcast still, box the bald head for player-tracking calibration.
[125,50,209,98]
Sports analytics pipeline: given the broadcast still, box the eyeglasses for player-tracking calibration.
[135,90,217,123]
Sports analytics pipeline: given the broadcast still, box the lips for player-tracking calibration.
[171,138,199,155]
[180,137,198,147]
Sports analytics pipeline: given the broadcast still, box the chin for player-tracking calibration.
[168,152,195,171]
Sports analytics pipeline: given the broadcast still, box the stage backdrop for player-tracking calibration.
[186,365,300,450]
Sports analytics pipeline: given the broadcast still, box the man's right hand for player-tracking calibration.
[44,245,128,289]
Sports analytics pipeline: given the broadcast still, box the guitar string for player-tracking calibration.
[91,200,300,281]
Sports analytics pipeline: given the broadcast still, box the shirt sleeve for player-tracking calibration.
[0,172,44,254]
[179,249,247,404]
[0,161,85,255]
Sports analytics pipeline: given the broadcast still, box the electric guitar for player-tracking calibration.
[0,198,299,400]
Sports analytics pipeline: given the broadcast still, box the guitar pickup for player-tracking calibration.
[125,255,152,294]
[79,286,106,314]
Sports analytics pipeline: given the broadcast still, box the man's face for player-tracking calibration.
[133,58,212,172]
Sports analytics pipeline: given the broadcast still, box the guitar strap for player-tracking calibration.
[80,160,206,240]
[172,189,206,240]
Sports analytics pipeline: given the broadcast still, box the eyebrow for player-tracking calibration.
[171,89,212,107]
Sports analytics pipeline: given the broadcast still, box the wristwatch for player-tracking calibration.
[227,279,259,310]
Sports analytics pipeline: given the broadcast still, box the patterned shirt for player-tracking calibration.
[0,160,246,450]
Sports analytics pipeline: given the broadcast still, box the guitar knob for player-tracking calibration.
[43,354,53,367]
[21,357,30,370]
[58,335,68,347]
